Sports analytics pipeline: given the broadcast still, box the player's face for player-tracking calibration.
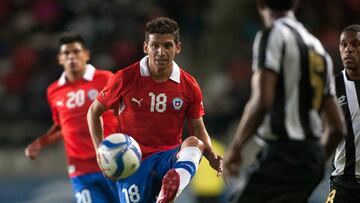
[58,42,90,74]
[143,33,181,72]
[339,31,360,72]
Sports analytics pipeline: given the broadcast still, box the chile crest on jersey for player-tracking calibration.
[172,97,183,110]
[88,89,99,101]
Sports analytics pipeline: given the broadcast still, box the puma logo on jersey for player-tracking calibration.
[132,97,143,107]
[337,95,347,106]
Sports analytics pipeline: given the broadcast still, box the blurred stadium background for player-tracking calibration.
[0,0,359,202]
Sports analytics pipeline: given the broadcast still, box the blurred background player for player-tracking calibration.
[24,32,119,203]
[223,0,347,202]
[87,17,223,203]
[325,24,360,203]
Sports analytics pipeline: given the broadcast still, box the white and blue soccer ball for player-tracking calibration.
[97,133,142,179]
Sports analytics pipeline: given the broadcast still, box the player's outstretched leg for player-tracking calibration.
[157,137,203,203]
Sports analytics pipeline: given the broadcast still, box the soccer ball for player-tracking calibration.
[97,133,142,179]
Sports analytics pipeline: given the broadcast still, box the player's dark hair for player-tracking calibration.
[58,32,87,50]
[343,24,360,33]
[263,0,298,11]
[145,17,180,43]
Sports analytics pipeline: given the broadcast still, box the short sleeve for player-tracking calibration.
[252,27,284,73]
[97,70,124,109]
[324,54,335,96]
[186,80,205,119]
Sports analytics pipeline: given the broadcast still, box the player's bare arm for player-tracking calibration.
[187,117,223,175]
[223,69,277,183]
[87,99,108,151]
[320,96,347,159]
[24,123,62,160]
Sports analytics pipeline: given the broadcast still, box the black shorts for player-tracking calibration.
[325,176,360,203]
[230,140,325,203]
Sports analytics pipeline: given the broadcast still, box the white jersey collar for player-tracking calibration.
[58,64,96,86]
[276,14,298,26]
[139,56,180,83]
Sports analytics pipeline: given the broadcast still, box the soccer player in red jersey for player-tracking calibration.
[24,33,119,203]
[87,17,223,203]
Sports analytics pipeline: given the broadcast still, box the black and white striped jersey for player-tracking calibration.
[333,70,360,178]
[252,16,335,141]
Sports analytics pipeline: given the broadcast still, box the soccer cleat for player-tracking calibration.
[156,169,180,203]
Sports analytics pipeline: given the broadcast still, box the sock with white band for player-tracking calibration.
[173,147,202,196]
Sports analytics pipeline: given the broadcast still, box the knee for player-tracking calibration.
[182,136,204,152]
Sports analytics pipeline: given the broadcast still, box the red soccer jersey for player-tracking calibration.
[97,56,205,159]
[47,65,117,177]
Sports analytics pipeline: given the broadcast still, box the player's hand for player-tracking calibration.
[24,139,42,160]
[223,148,242,184]
[205,150,223,177]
